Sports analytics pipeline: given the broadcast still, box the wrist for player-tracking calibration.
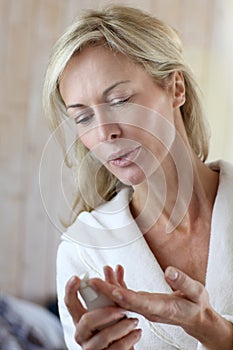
[185,308,233,350]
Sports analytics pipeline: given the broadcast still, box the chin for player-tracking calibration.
[117,169,147,186]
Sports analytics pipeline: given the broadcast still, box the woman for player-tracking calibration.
[43,5,233,350]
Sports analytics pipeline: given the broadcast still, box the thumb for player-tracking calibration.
[165,266,205,303]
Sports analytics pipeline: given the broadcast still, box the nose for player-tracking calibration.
[94,106,122,142]
[96,122,122,142]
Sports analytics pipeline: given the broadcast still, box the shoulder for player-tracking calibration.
[60,186,137,249]
[208,159,233,178]
[70,186,131,227]
[208,160,233,236]
[208,159,233,195]
[80,186,132,224]
[56,239,83,287]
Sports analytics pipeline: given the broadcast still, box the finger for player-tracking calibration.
[104,265,127,289]
[89,278,147,311]
[90,278,169,318]
[90,278,193,324]
[82,317,140,350]
[165,266,206,303]
[64,276,86,324]
[115,265,127,288]
[89,278,157,316]
[89,278,118,297]
[104,265,118,285]
[108,329,142,350]
[75,306,126,344]
[111,288,156,313]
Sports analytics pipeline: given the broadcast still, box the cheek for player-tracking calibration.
[79,130,107,164]
[79,131,95,150]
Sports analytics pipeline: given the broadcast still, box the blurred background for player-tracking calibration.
[1,0,233,304]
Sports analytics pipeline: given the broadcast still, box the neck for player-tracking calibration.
[131,141,219,236]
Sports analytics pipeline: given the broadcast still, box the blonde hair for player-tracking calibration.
[43,5,209,222]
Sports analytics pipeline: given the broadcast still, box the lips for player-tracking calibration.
[108,146,141,167]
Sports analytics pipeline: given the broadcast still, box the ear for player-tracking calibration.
[170,71,186,108]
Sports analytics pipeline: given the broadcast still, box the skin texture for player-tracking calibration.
[60,46,233,349]
[64,266,142,349]
[89,266,233,350]
[60,46,182,186]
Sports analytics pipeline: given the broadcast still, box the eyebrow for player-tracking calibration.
[66,80,130,110]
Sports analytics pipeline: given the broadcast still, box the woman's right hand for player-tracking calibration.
[64,274,141,350]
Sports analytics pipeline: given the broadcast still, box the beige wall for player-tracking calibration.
[1,0,232,302]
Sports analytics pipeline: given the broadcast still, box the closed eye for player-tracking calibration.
[74,110,94,125]
[109,96,131,107]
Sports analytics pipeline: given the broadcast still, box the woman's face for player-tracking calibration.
[59,46,184,186]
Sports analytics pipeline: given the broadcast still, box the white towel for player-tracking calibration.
[58,160,233,349]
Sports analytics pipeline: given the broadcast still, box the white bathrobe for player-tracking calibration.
[57,160,233,349]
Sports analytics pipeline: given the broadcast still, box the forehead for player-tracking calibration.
[62,45,138,79]
[59,46,147,103]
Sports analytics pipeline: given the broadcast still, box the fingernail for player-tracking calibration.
[103,265,109,273]
[69,276,77,286]
[133,318,139,326]
[117,310,127,317]
[112,289,124,300]
[136,329,142,338]
[166,267,179,281]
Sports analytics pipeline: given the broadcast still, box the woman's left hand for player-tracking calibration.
[90,265,233,350]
